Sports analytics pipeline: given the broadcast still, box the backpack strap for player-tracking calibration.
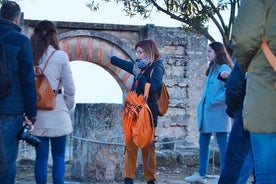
[261,38,276,71]
[42,50,57,72]
[144,83,150,101]
[39,50,61,94]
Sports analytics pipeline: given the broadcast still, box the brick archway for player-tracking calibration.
[58,30,135,97]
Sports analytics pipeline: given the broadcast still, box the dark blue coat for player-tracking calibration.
[225,61,246,118]
[110,56,164,127]
[0,19,37,118]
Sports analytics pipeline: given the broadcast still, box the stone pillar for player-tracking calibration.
[71,103,125,182]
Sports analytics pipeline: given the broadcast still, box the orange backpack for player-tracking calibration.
[157,83,169,116]
[122,83,154,148]
[150,68,170,116]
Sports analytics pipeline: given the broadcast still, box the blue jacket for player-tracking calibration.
[197,64,232,133]
[110,56,164,127]
[0,19,37,118]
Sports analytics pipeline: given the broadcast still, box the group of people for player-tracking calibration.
[0,1,75,184]
[1,0,276,184]
[0,1,164,184]
[185,0,276,184]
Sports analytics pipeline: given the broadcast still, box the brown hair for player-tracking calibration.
[30,20,60,65]
[205,41,233,76]
[135,39,162,63]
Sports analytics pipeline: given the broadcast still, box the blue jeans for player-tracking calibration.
[34,136,67,184]
[237,150,254,184]
[198,132,228,177]
[0,115,23,184]
[250,132,276,184]
[219,117,254,184]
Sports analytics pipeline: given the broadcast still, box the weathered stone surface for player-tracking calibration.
[19,20,211,182]
[71,103,124,182]
[22,20,207,147]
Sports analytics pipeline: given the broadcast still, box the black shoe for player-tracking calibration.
[147,181,155,184]
[124,178,133,184]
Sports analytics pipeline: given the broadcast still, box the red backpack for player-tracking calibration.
[121,83,154,148]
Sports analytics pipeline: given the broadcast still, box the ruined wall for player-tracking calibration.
[19,21,208,181]
[22,20,207,147]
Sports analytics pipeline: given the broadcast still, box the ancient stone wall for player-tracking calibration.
[72,103,124,182]
[22,20,207,147]
[19,20,209,182]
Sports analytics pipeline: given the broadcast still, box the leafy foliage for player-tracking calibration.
[87,0,241,54]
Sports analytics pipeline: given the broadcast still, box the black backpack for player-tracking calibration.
[0,31,14,99]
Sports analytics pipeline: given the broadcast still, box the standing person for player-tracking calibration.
[184,41,233,184]
[30,20,75,184]
[0,1,37,184]
[218,61,255,184]
[108,39,164,184]
[232,0,276,183]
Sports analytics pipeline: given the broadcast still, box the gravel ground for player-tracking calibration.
[15,159,254,184]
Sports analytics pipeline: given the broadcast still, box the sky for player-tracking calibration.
[17,0,221,104]
[18,0,182,27]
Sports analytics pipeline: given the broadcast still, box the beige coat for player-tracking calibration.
[232,0,276,133]
[31,46,75,137]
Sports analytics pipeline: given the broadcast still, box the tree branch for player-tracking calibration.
[150,0,215,42]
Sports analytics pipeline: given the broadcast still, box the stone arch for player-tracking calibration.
[58,30,135,98]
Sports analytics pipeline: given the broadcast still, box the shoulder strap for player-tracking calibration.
[39,50,61,93]
[150,67,155,78]
[261,39,276,71]
[42,50,57,72]
[144,83,150,101]
[149,67,162,99]
[261,2,276,71]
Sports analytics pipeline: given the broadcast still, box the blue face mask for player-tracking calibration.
[135,58,151,69]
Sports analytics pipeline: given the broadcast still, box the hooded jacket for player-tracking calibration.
[30,46,75,137]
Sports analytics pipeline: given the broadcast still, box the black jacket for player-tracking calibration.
[225,61,246,118]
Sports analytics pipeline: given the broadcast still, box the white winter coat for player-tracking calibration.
[31,45,75,137]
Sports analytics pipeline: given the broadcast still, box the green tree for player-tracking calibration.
[87,0,240,53]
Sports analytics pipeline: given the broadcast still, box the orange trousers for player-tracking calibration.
[124,139,156,181]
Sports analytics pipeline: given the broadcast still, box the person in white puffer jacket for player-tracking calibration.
[30,20,75,184]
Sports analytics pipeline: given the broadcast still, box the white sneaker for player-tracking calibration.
[184,172,207,183]
[212,177,219,184]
